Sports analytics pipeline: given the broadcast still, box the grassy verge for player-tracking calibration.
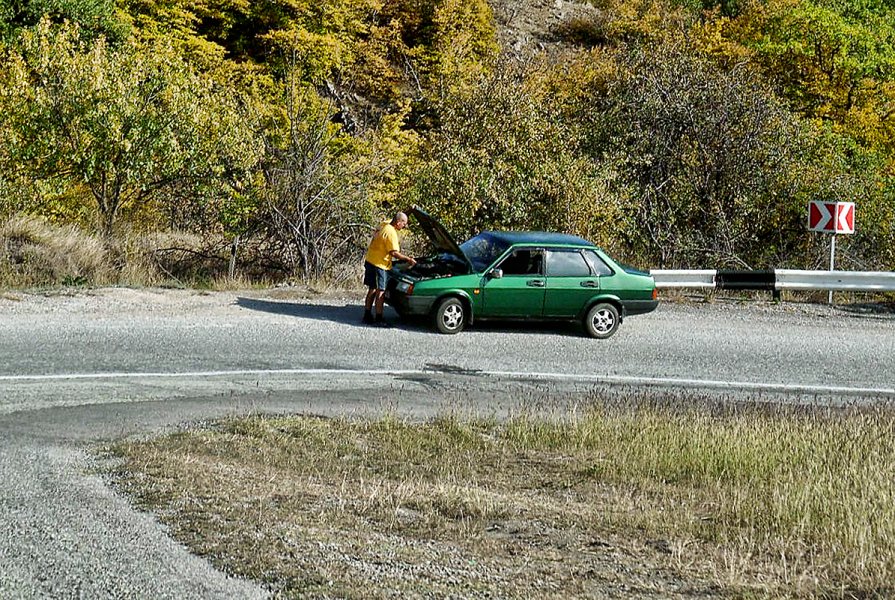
[106,401,895,598]
[0,215,354,290]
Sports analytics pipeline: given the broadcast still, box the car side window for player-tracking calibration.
[498,249,543,276]
[583,250,613,276]
[546,249,591,277]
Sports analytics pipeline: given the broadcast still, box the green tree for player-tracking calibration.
[411,60,619,247]
[786,124,894,270]
[0,0,128,42]
[592,43,809,268]
[0,18,261,235]
[728,0,895,151]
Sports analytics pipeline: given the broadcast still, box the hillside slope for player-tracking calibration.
[491,0,599,53]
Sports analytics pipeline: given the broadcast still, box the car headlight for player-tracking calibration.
[397,281,414,295]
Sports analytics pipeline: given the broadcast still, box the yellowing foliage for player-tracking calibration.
[722,0,895,153]
[1,0,894,276]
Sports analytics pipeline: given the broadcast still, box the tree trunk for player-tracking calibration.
[229,235,240,279]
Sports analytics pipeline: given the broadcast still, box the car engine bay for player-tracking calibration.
[396,254,470,279]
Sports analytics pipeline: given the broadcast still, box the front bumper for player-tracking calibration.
[387,291,437,317]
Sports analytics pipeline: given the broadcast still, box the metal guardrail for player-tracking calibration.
[650,269,895,292]
[649,270,716,289]
[775,270,895,292]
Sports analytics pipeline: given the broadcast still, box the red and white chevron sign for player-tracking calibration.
[808,201,855,234]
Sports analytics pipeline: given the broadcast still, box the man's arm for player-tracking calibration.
[389,249,416,266]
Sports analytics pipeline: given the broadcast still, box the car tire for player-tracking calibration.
[584,302,619,339]
[433,297,466,334]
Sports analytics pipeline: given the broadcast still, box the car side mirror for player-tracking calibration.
[488,268,503,279]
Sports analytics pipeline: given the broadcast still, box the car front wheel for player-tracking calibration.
[433,297,466,334]
[584,303,619,339]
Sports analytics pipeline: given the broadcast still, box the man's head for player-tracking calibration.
[392,212,409,230]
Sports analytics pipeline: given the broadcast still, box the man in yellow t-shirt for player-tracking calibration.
[363,212,416,325]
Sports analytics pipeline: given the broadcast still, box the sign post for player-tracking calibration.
[808,200,855,304]
[828,234,836,305]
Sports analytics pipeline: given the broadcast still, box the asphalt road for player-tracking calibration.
[1,288,894,598]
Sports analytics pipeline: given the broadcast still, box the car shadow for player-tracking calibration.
[236,297,587,337]
[473,320,584,337]
[235,297,416,329]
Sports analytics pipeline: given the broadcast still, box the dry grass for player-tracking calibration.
[0,217,280,289]
[106,401,895,599]
[0,216,113,286]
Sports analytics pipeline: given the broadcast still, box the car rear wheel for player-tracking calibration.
[433,297,465,334]
[584,303,619,339]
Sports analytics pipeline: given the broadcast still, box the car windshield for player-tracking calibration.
[459,233,511,272]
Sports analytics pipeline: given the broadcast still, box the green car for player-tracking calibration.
[386,207,659,338]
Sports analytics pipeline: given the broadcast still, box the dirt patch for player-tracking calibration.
[491,0,602,52]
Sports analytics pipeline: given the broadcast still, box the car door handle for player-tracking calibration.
[580,281,599,288]
[527,279,545,287]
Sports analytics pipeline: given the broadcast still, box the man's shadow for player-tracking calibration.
[235,297,407,328]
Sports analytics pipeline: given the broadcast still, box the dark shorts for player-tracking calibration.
[363,261,388,290]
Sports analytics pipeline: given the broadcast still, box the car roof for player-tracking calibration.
[481,231,596,247]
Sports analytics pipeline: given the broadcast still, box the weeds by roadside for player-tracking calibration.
[0,216,362,290]
[106,398,895,598]
[0,216,113,287]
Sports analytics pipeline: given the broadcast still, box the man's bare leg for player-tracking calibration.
[363,288,376,323]
[374,291,386,319]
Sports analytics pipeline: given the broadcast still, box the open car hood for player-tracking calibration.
[408,206,474,272]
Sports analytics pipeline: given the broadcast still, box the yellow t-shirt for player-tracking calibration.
[364,222,400,270]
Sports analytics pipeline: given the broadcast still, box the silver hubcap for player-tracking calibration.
[442,304,463,330]
[591,309,615,333]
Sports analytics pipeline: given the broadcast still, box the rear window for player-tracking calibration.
[583,250,613,276]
